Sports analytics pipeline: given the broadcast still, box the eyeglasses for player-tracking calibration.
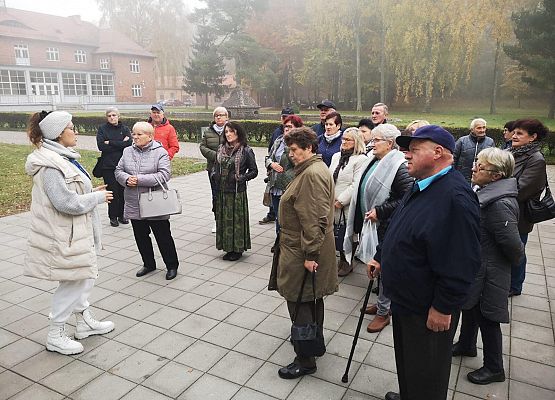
[368,138,387,144]
[474,163,497,173]
[215,114,227,118]
[341,137,354,142]
[107,114,118,117]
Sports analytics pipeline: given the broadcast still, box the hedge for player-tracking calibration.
[2,113,555,155]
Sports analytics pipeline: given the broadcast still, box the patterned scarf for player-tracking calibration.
[217,142,244,180]
[509,141,542,158]
[332,148,354,183]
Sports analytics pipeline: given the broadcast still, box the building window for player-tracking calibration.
[100,58,109,70]
[30,71,59,95]
[46,47,59,61]
[90,74,114,96]
[62,72,88,95]
[131,84,142,97]
[14,44,30,65]
[0,69,27,95]
[74,49,87,64]
[129,60,140,73]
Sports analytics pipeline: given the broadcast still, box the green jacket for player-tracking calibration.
[277,155,338,302]
[199,124,224,171]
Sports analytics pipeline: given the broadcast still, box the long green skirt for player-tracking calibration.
[215,191,251,252]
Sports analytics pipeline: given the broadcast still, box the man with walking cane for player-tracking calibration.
[368,126,481,400]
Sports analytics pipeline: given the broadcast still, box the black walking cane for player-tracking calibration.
[341,276,374,383]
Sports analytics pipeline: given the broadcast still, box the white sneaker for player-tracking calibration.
[211,221,217,233]
[46,324,84,355]
[75,308,115,339]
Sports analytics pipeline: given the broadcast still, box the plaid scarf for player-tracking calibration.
[217,142,244,180]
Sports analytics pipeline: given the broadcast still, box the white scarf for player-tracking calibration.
[213,123,225,135]
[324,130,342,143]
[344,149,406,263]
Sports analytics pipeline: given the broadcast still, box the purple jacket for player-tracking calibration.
[115,140,171,220]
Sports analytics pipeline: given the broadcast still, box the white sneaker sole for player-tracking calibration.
[46,343,84,355]
[74,325,115,340]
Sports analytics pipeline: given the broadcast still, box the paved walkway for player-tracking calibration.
[0,130,554,399]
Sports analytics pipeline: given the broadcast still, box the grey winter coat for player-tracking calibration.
[463,178,524,323]
[453,134,495,183]
[115,140,171,220]
[199,124,225,172]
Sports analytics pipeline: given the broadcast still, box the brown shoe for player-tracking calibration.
[337,260,353,277]
[363,304,378,315]
[367,315,390,333]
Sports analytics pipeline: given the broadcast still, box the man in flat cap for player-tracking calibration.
[368,125,481,400]
[311,99,336,137]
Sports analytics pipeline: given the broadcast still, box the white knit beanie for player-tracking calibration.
[38,111,73,140]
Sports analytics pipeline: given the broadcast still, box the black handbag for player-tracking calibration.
[290,270,326,358]
[526,179,555,223]
[92,156,103,178]
[334,209,347,251]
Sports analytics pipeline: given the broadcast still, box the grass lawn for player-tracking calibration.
[0,143,206,217]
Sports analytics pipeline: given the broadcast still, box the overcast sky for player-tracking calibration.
[5,0,203,25]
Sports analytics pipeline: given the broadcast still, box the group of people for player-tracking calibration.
[23,101,550,400]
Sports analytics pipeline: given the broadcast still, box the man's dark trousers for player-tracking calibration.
[392,310,460,400]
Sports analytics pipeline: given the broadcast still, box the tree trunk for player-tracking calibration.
[549,87,555,119]
[205,92,209,110]
[379,34,386,103]
[489,40,501,115]
[355,24,362,111]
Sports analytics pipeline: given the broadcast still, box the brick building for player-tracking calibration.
[0,7,156,109]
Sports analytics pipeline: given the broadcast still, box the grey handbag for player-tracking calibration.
[139,175,182,218]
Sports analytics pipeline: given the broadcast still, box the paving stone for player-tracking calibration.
[0,328,19,349]
[217,286,258,305]
[8,383,64,400]
[143,286,185,305]
[202,321,250,349]
[192,281,230,298]
[172,313,219,338]
[94,292,137,313]
[70,372,136,400]
[40,360,103,396]
[120,385,173,400]
[234,331,283,360]
[117,299,163,321]
[288,375,346,400]
[174,340,227,371]
[510,356,555,390]
[511,320,554,346]
[166,275,204,292]
[143,305,190,329]
[143,330,195,359]
[0,304,33,327]
[113,321,165,349]
[196,299,239,320]
[142,361,202,398]
[4,312,49,337]
[243,293,284,313]
[509,380,555,400]
[79,340,136,370]
[254,314,291,339]
[179,373,240,400]
[120,281,164,298]
[209,350,265,385]
[245,361,298,399]
[0,369,33,399]
[511,305,552,328]
[511,337,555,366]
[12,350,72,381]
[456,366,508,399]
[231,387,281,400]
[349,364,398,399]
[0,338,43,368]
[110,349,168,383]
[170,292,211,312]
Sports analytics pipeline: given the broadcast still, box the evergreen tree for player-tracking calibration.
[183,26,226,110]
[504,1,555,118]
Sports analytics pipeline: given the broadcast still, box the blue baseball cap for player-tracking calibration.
[151,103,164,112]
[396,125,455,153]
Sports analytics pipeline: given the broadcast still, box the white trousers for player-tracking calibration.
[50,279,95,324]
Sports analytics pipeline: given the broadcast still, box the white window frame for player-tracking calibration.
[46,47,59,61]
[14,44,30,65]
[0,69,27,95]
[131,84,142,97]
[30,71,59,95]
[129,59,140,73]
[74,49,87,64]
[90,73,114,96]
[62,72,88,95]
[100,58,109,70]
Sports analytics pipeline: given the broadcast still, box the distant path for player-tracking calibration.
[0,130,270,162]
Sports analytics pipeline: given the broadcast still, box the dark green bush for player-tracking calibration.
[2,113,555,155]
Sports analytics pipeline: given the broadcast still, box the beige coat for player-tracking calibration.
[24,145,104,281]
[328,152,368,223]
[277,155,338,302]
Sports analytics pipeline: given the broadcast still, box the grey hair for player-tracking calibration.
[105,106,119,116]
[213,106,228,118]
[342,127,366,155]
[470,118,487,130]
[132,121,154,136]
[372,102,389,115]
[372,123,401,149]
[476,147,514,178]
[406,119,430,132]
